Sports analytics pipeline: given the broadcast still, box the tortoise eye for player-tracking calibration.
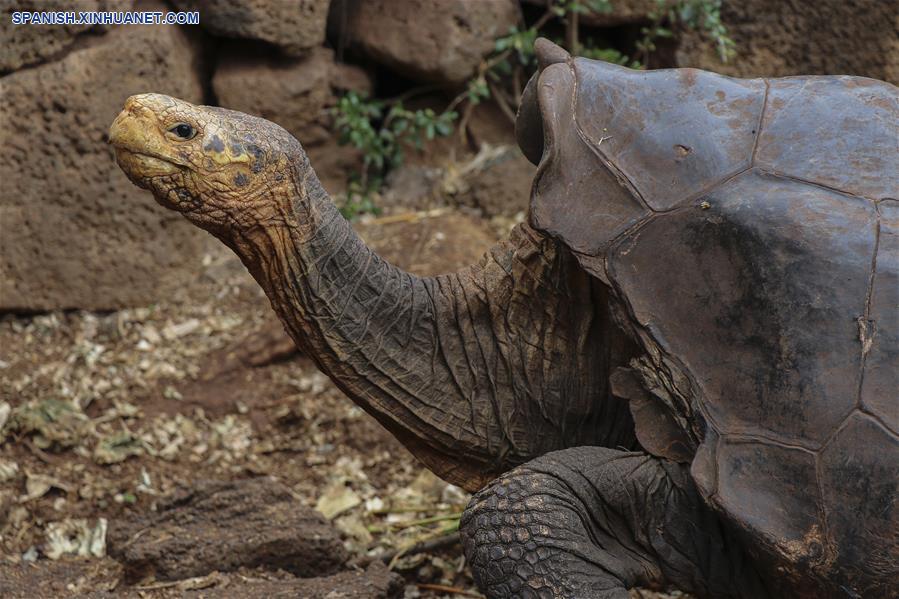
[169,123,195,140]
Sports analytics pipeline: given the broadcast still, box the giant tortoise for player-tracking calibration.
[109,39,897,598]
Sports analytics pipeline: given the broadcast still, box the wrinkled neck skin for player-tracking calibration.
[206,159,638,491]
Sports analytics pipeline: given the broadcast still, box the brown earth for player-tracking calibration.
[0,209,687,597]
[0,557,404,598]
[0,212,492,597]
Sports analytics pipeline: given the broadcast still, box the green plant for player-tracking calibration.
[493,25,539,66]
[331,0,735,217]
[331,92,456,218]
[580,43,642,68]
[639,0,735,64]
[674,0,736,62]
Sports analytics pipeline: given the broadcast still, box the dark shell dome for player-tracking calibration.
[519,39,898,593]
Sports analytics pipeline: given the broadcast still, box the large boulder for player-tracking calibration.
[213,46,372,147]
[676,0,898,84]
[521,0,661,26]
[171,0,329,56]
[107,478,349,582]
[448,146,534,219]
[0,24,206,311]
[334,0,521,84]
[0,0,131,73]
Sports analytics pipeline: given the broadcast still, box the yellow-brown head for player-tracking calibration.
[109,93,305,233]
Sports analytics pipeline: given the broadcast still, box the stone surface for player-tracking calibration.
[172,0,329,56]
[0,24,207,311]
[0,0,132,73]
[213,46,371,147]
[107,477,348,582]
[451,145,534,218]
[306,138,365,195]
[676,0,899,84]
[522,0,661,26]
[335,0,521,84]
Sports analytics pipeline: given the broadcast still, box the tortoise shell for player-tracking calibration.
[520,40,898,593]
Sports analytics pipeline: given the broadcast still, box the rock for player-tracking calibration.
[171,0,329,57]
[335,0,521,84]
[521,0,661,26]
[107,477,348,582]
[0,0,132,73]
[381,145,533,219]
[382,165,445,211]
[306,138,365,194]
[210,317,300,374]
[449,145,534,218]
[213,46,371,147]
[463,101,518,148]
[676,0,899,84]
[0,24,207,311]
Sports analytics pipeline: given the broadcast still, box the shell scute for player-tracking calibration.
[530,63,647,256]
[819,412,899,593]
[860,200,899,432]
[608,170,878,447]
[715,440,824,564]
[571,58,765,211]
[755,76,898,201]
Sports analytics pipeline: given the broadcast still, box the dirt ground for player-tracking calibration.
[0,206,687,598]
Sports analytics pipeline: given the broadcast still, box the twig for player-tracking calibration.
[512,65,523,107]
[383,84,444,107]
[23,439,60,465]
[369,512,462,533]
[457,100,476,147]
[532,7,557,31]
[416,583,484,598]
[565,8,579,54]
[370,503,458,515]
[365,208,450,226]
[486,81,518,123]
[381,531,461,567]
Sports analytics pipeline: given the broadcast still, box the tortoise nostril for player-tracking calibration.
[123,95,140,111]
[122,96,152,119]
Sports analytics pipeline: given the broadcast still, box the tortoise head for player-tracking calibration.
[109,93,305,234]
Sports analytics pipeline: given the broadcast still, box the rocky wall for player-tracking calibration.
[1,0,895,311]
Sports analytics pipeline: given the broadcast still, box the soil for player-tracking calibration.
[0,210,687,598]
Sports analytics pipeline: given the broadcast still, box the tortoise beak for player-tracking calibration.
[110,96,184,178]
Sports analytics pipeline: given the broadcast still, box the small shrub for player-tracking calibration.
[331,93,456,218]
[331,0,735,216]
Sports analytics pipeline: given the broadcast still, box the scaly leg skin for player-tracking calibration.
[460,446,768,599]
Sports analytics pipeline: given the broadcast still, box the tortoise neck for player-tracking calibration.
[224,164,638,491]
[224,167,509,489]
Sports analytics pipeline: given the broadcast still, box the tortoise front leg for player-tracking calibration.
[460,447,766,598]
